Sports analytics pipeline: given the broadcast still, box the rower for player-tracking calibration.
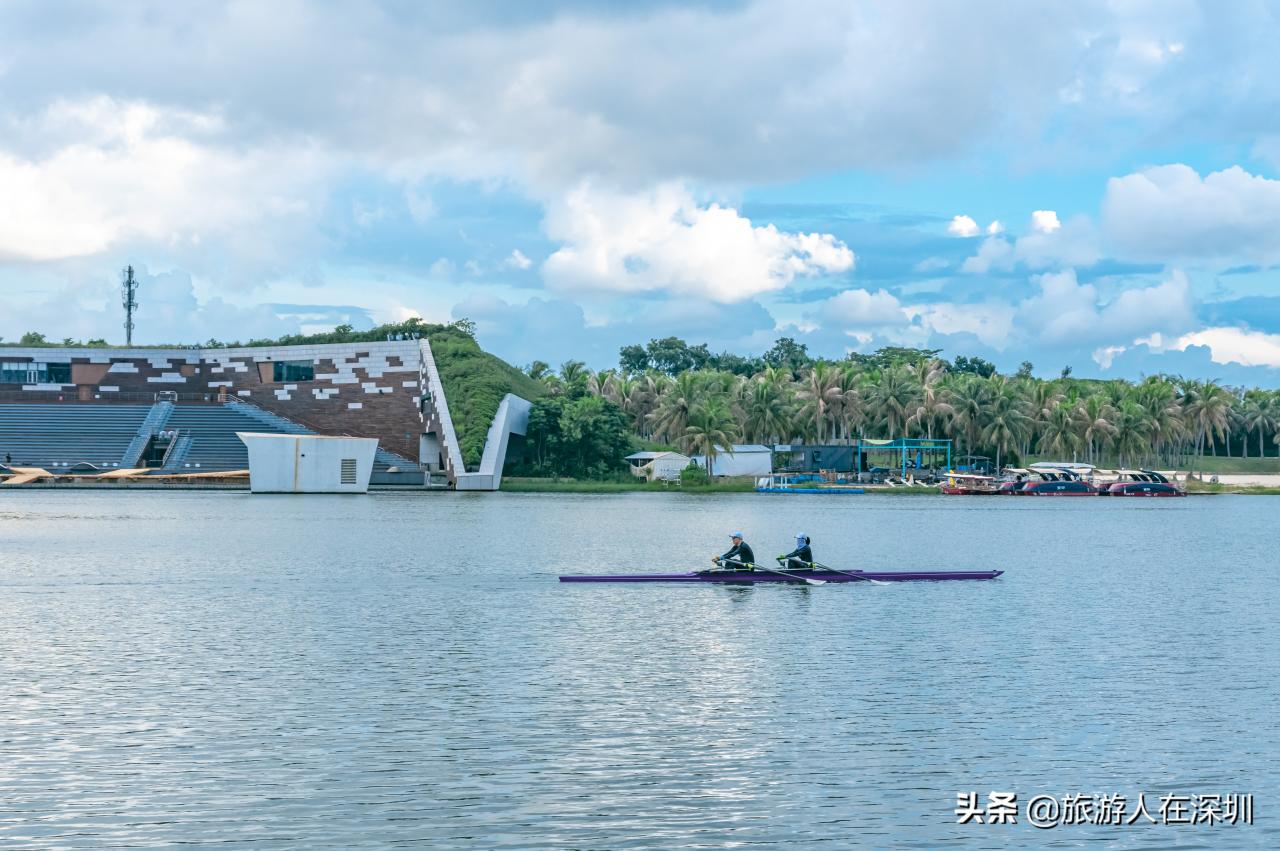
[779,534,814,571]
[713,532,755,571]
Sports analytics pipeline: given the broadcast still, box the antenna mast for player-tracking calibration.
[122,266,139,346]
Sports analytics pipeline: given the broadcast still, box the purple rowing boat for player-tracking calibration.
[559,568,1003,583]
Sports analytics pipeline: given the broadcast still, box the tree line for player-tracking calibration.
[519,337,1280,476]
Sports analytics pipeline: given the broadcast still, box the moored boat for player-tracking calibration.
[560,568,1004,583]
[940,472,1000,495]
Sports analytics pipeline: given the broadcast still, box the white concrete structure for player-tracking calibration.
[455,394,532,491]
[625,451,691,481]
[238,432,378,493]
[690,444,774,477]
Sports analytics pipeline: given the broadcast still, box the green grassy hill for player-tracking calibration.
[425,329,545,469]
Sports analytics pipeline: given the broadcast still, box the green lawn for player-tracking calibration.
[500,477,756,493]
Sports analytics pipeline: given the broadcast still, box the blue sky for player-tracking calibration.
[4,1,1280,384]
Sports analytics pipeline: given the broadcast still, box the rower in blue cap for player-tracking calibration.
[712,531,755,571]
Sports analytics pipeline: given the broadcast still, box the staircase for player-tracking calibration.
[121,401,174,467]
[418,338,466,482]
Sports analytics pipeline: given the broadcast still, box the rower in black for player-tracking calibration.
[713,532,755,571]
[780,534,814,570]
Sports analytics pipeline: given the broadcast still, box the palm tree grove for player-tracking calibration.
[513,335,1280,480]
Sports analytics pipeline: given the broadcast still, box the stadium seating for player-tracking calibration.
[163,405,289,471]
[0,404,151,468]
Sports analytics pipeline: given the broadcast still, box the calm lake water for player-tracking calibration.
[1,490,1275,849]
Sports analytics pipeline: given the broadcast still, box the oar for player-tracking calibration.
[746,561,826,586]
[807,560,891,586]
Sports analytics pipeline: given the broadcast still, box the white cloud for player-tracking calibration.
[1172,326,1280,367]
[542,183,854,302]
[960,237,1014,274]
[1092,345,1127,369]
[0,97,328,264]
[908,302,1016,348]
[1030,210,1061,233]
[505,249,532,270]
[986,220,1004,235]
[947,215,980,237]
[1102,164,1280,266]
[822,289,910,326]
[1017,268,1194,345]
[913,256,951,272]
[0,2,1104,190]
[961,213,1097,273]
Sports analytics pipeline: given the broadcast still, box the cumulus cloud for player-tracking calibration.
[961,212,1098,273]
[947,215,981,237]
[0,97,328,265]
[1172,326,1280,368]
[1017,268,1195,345]
[542,183,854,302]
[1030,210,1061,233]
[0,1,1105,190]
[821,289,910,326]
[987,220,1004,235]
[1103,164,1280,266]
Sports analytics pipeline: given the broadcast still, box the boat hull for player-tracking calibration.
[755,487,866,494]
[560,569,1004,583]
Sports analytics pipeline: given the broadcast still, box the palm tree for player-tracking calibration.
[649,371,705,444]
[796,362,843,442]
[981,378,1031,471]
[738,375,792,444]
[1181,379,1232,463]
[1110,402,1154,468]
[1038,401,1082,461]
[907,359,953,440]
[558,360,590,397]
[683,399,740,471]
[945,375,989,456]
[587,368,617,399]
[1077,394,1116,465]
[1134,377,1184,466]
[867,365,921,437]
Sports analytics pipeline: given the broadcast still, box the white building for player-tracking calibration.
[238,432,378,493]
[625,451,691,481]
[689,444,774,477]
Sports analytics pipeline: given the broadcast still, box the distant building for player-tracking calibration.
[688,444,773,477]
[625,450,691,481]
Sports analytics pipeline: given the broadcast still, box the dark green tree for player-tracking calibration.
[952,355,996,377]
[762,336,810,369]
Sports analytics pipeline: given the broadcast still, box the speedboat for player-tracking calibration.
[1100,469,1186,497]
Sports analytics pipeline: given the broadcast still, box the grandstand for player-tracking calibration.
[0,338,527,488]
[0,404,151,469]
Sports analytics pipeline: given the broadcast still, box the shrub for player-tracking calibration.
[680,464,710,486]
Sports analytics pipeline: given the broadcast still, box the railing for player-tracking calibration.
[0,390,225,405]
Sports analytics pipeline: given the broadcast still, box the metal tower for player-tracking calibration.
[121,266,139,346]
